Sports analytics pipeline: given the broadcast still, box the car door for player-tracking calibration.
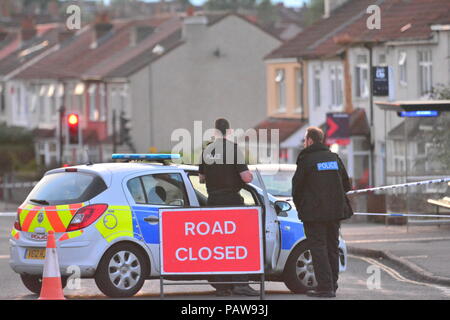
[253,170,281,271]
[187,171,281,271]
[123,170,196,273]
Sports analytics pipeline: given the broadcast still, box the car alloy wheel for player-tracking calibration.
[95,243,149,298]
[108,251,142,290]
[295,250,318,288]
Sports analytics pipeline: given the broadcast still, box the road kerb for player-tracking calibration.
[348,246,450,287]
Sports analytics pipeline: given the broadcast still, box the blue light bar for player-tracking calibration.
[399,110,439,117]
[112,154,181,160]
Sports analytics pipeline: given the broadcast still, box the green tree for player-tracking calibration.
[304,0,324,26]
[0,124,36,174]
[256,0,278,27]
[430,85,450,169]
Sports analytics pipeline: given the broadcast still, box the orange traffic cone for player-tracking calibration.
[39,230,65,300]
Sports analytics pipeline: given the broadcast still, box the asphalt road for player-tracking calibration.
[1,216,450,300]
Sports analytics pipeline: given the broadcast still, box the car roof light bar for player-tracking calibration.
[112,154,181,161]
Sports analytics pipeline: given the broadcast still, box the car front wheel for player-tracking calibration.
[95,243,149,298]
[283,242,317,293]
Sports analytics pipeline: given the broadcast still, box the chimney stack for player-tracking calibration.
[20,17,37,42]
[324,0,349,19]
[94,12,113,42]
[182,14,208,42]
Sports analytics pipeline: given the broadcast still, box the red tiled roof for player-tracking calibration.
[266,0,450,60]
[15,16,173,80]
[87,17,182,79]
[254,118,306,143]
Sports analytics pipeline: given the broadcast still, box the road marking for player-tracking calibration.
[0,212,16,217]
[0,255,10,259]
[347,236,450,244]
[350,254,450,297]
[400,255,428,259]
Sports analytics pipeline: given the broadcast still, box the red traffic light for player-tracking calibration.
[67,113,79,126]
[67,113,79,144]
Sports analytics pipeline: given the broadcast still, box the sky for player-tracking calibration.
[102,0,309,9]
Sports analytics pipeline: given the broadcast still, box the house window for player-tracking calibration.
[330,65,343,108]
[418,50,433,96]
[313,66,321,108]
[398,51,407,86]
[99,83,106,121]
[295,67,303,114]
[275,69,286,112]
[378,53,387,66]
[0,84,4,114]
[89,83,98,121]
[38,85,47,122]
[355,54,369,98]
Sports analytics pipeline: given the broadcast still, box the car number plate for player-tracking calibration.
[25,248,46,260]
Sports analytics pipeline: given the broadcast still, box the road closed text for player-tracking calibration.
[176,221,248,261]
[160,208,263,274]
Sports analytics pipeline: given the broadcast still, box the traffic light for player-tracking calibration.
[67,113,79,144]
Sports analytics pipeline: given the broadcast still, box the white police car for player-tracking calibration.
[10,154,347,297]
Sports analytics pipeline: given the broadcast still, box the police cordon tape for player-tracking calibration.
[353,212,450,218]
[347,177,450,219]
[346,177,450,195]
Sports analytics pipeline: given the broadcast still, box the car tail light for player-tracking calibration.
[66,204,108,232]
[14,209,22,231]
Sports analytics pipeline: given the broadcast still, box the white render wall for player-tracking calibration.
[129,15,282,155]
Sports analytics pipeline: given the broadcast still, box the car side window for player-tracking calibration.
[127,177,146,204]
[240,189,257,206]
[127,173,188,206]
[188,172,257,206]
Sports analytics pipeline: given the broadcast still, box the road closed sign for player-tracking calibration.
[159,207,263,275]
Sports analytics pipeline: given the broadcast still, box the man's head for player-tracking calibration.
[304,126,324,148]
[215,118,231,137]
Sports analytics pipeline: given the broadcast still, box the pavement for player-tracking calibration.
[341,222,450,286]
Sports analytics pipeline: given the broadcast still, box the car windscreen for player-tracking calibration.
[251,170,295,197]
[26,171,107,206]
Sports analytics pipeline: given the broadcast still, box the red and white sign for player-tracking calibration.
[159,207,263,275]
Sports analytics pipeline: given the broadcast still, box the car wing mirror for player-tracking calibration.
[274,200,291,216]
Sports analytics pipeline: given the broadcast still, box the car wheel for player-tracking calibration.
[283,242,317,294]
[20,274,68,295]
[95,243,149,298]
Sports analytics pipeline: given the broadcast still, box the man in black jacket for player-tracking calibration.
[292,127,353,298]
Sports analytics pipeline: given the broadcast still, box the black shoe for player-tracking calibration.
[306,290,336,298]
[232,285,260,296]
[215,289,232,297]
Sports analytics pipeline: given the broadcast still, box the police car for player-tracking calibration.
[10,154,347,298]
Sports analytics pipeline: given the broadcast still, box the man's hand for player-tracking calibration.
[199,173,206,184]
[239,170,253,184]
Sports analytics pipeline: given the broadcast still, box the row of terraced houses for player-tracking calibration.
[0,0,450,190]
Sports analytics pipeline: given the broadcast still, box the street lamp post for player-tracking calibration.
[58,105,65,167]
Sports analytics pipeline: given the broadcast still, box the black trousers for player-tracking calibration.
[207,192,247,290]
[303,220,340,292]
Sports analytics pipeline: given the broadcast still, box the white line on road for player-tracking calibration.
[0,213,15,217]
[350,254,450,297]
[347,236,450,244]
[0,255,10,259]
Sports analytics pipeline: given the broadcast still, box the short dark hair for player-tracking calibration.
[306,126,324,144]
[215,118,230,136]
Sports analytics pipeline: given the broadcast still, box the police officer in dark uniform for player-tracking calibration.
[292,127,353,298]
[199,118,259,297]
